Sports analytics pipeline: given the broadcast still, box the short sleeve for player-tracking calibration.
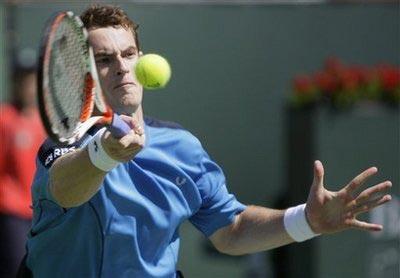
[189,150,246,237]
[31,157,54,202]
[32,133,92,203]
[30,134,93,234]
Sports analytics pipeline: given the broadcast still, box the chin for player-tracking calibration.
[122,93,140,104]
[109,89,142,114]
[117,100,141,115]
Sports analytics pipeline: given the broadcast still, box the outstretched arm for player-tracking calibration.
[210,161,392,255]
[210,206,293,255]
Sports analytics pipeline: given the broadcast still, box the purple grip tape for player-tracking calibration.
[108,113,131,138]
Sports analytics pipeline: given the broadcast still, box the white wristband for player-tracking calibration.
[284,204,320,242]
[87,128,119,172]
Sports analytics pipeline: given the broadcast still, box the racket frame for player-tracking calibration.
[37,11,116,145]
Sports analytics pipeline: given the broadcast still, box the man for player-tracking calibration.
[25,5,392,277]
[0,65,45,277]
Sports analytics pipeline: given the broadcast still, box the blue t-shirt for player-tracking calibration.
[27,117,246,278]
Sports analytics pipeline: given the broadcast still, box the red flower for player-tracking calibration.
[377,64,400,91]
[291,57,400,107]
[314,70,337,94]
[324,57,344,76]
[337,67,360,91]
[293,74,315,95]
[357,66,375,85]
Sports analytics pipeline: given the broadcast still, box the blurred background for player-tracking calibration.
[0,0,398,277]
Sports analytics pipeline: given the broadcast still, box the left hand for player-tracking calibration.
[305,160,392,234]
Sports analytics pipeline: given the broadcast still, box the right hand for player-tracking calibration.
[101,115,145,162]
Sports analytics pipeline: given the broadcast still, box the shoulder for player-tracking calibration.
[145,116,202,147]
[144,116,205,159]
[145,116,184,130]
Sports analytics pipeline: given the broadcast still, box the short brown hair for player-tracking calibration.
[80,5,140,50]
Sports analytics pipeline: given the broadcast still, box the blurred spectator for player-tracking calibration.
[0,65,45,277]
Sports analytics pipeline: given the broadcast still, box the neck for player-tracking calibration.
[129,106,145,127]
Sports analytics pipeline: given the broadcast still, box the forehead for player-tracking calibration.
[88,26,137,53]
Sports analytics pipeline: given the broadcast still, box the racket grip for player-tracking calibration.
[108,114,131,138]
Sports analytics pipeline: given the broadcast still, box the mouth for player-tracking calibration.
[113,82,136,90]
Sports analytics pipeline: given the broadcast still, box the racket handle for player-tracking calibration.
[108,114,131,138]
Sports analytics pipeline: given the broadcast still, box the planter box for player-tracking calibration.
[274,103,399,278]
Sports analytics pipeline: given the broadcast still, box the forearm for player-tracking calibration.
[49,147,106,208]
[49,121,145,208]
[213,206,294,255]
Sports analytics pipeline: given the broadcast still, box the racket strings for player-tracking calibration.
[45,16,92,141]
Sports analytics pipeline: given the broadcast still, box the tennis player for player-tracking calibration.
[23,5,392,278]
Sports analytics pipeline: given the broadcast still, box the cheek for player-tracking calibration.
[97,68,111,88]
[125,58,137,75]
[96,69,114,104]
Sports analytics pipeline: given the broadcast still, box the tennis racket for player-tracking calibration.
[38,11,131,145]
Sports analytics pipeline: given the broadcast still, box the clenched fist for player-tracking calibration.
[101,115,145,162]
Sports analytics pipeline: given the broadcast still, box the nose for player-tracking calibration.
[116,56,130,76]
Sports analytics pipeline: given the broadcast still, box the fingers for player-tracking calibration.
[134,125,144,136]
[128,118,144,136]
[105,131,141,148]
[102,116,146,161]
[107,115,145,143]
[104,131,145,162]
[119,115,143,134]
[119,130,145,148]
[345,180,391,215]
[348,219,383,232]
[311,160,324,189]
[342,167,378,194]
[351,194,392,216]
[353,180,392,204]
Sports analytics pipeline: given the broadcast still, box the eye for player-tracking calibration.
[125,50,137,59]
[96,56,110,64]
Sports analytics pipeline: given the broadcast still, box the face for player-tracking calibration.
[88,26,143,115]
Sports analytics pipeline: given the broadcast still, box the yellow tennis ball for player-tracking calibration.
[134,54,171,89]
